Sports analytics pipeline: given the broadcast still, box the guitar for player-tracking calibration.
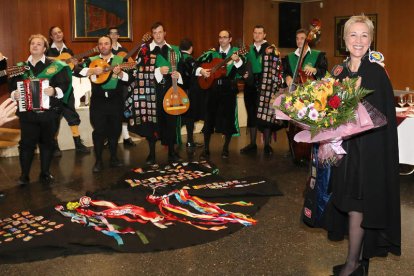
[163,51,190,115]
[289,19,322,92]
[0,65,30,78]
[89,60,136,84]
[49,47,99,70]
[198,46,248,90]
[116,32,152,62]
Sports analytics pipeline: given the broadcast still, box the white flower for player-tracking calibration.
[308,109,319,121]
[297,107,307,119]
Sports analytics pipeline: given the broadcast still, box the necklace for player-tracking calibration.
[346,59,361,78]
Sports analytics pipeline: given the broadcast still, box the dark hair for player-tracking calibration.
[179,38,193,51]
[107,26,119,34]
[48,26,63,44]
[151,22,165,32]
[296,28,308,36]
[220,30,232,38]
[99,35,112,44]
[253,25,265,32]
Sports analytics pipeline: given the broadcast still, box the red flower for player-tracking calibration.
[328,95,341,109]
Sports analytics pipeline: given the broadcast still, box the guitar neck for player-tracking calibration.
[72,48,96,60]
[124,43,143,60]
[211,51,241,73]
[104,62,135,73]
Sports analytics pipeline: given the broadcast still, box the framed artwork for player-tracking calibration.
[334,14,377,57]
[71,0,132,41]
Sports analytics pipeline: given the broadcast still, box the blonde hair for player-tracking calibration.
[343,14,374,41]
[28,34,49,50]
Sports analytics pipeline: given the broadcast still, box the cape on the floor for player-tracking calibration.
[0,161,282,264]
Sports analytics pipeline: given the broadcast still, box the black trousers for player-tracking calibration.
[19,111,58,176]
[89,96,123,160]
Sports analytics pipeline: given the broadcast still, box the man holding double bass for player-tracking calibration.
[283,27,327,164]
[74,36,132,173]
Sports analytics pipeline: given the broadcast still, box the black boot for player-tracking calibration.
[0,191,5,199]
[73,136,90,153]
[39,144,54,183]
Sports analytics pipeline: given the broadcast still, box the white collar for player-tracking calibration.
[295,47,311,56]
[27,55,46,65]
[112,42,123,51]
[254,40,267,51]
[149,41,171,51]
[99,53,115,60]
[219,45,231,54]
[51,42,68,51]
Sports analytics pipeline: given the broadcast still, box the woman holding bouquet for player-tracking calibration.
[327,15,400,275]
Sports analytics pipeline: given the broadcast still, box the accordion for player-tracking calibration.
[17,79,50,112]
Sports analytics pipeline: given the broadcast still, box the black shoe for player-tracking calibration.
[39,173,54,184]
[264,145,273,156]
[145,154,156,165]
[17,175,30,186]
[221,149,229,159]
[93,160,104,173]
[168,152,183,163]
[199,149,210,160]
[240,143,257,154]
[73,136,91,153]
[0,191,5,199]
[186,142,203,148]
[110,158,124,167]
[123,138,136,147]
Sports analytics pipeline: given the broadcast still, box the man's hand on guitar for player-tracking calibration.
[69,58,78,66]
[89,67,104,76]
[113,65,123,78]
[160,66,169,75]
[201,68,211,78]
[303,65,317,76]
[231,53,240,63]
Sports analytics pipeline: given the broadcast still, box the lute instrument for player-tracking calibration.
[198,46,248,90]
[89,60,136,84]
[163,51,190,115]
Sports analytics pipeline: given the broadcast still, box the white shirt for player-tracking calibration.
[149,41,183,84]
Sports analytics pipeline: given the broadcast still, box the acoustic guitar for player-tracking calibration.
[116,32,152,62]
[198,46,248,90]
[49,47,99,70]
[0,65,30,78]
[163,51,190,115]
[89,60,136,84]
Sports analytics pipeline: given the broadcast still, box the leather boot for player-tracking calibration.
[73,136,90,153]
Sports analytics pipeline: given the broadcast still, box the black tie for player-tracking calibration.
[221,52,226,59]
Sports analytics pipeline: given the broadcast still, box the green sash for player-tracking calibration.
[18,59,72,104]
[155,45,181,71]
[287,49,320,73]
[89,55,124,90]
[246,44,262,74]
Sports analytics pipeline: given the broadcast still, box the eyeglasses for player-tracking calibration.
[109,31,119,35]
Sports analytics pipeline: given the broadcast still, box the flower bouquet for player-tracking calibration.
[273,74,387,166]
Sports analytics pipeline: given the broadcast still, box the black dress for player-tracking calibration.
[326,53,401,258]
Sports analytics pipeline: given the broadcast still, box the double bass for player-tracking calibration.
[287,19,322,164]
